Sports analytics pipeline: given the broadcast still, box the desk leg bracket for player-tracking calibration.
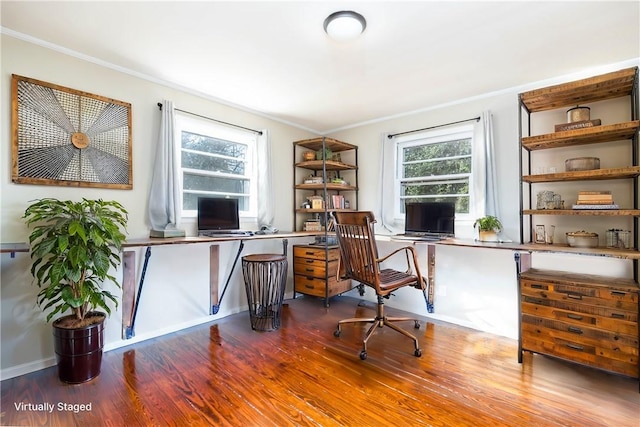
[123,246,152,339]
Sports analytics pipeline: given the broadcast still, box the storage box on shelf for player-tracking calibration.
[517,66,640,382]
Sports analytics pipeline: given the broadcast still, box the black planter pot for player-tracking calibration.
[52,312,105,384]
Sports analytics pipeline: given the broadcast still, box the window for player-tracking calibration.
[176,113,257,217]
[395,125,474,218]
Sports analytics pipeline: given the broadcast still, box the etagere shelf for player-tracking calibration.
[292,137,359,306]
[517,66,640,382]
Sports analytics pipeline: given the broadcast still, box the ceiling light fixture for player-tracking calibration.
[323,11,366,41]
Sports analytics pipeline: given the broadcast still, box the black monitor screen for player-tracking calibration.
[405,202,455,236]
[197,197,240,231]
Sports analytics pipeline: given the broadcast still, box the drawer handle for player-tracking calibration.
[306,259,314,263]
[305,251,315,255]
[568,326,583,335]
[305,268,314,272]
[610,291,627,297]
[530,283,545,289]
[566,343,584,352]
[305,284,314,289]
[567,313,583,320]
[567,293,582,300]
[611,313,625,319]
[306,276,314,280]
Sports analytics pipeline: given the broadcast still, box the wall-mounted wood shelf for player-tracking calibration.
[295,183,358,191]
[520,67,638,112]
[523,209,640,216]
[522,166,640,183]
[294,160,358,171]
[293,137,357,153]
[521,121,640,151]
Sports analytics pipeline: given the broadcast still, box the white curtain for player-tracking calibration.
[148,100,182,232]
[256,129,274,227]
[472,110,499,218]
[378,132,402,234]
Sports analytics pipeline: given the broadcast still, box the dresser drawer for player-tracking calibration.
[294,245,341,261]
[521,278,638,311]
[522,294,638,322]
[522,301,638,335]
[294,275,351,297]
[522,330,639,378]
[522,315,639,357]
[294,257,340,278]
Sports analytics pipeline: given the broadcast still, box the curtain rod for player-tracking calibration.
[387,116,480,139]
[157,103,263,135]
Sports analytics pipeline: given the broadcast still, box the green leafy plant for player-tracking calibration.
[23,198,128,325]
[473,215,503,232]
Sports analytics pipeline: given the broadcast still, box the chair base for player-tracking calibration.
[334,296,422,360]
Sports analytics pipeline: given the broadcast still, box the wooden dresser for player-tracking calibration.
[293,244,352,306]
[519,268,639,378]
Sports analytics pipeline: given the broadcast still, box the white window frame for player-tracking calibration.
[394,124,475,222]
[175,113,258,218]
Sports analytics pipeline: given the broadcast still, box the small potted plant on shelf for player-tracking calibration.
[23,198,128,383]
[473,215,503,242]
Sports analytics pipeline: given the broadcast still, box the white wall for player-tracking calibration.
[0,34,317,379]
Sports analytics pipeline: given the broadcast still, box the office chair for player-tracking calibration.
[332,211,427,360]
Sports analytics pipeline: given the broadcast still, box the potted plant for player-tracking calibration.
[473,215,503,242]
[23,198,128,383]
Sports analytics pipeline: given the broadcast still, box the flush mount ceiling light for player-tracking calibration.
[323,10,367,41]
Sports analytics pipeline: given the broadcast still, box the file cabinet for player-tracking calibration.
[293,244,352,306]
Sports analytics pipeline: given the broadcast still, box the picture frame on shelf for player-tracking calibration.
[534,225,546,244]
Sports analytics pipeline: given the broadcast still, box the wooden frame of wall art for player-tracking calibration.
[11,74,133,189]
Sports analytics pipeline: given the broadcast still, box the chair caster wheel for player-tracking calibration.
[414,320,420,329]
[334,329,341,337]
[359,350,367,360]
[414,348,422,357]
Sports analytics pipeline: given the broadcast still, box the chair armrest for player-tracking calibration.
[376,245,417,265]
[376,245,425,289]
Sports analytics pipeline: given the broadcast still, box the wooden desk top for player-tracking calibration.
[121,231,322,248]
[0,243,29,254]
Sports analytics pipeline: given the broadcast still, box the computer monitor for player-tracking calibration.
[404,201,455,236]
[197,197,240,231]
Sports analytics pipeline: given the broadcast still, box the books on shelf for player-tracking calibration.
[331,194,345,209]
[572,204,619,210]
[575,190,614,206]
[554,119,602,132]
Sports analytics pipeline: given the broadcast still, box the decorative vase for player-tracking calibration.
[52,312,105,384]
[316,147,332,160]
[478,230,498,242]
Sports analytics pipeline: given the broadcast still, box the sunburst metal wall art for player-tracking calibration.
[11,74,133,189]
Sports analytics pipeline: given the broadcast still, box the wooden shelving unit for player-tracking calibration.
[519,66,640,247]
[517,66,640,381]
[292,137,358,306]
[292,137,358,232]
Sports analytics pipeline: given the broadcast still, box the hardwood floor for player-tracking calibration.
[1,295,638,427]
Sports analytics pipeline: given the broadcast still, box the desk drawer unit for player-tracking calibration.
[293,245,352,303]
[519,269,639,378]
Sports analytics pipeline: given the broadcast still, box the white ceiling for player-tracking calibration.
[2,1,639,134]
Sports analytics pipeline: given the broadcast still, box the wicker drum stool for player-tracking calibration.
[241,254,288,331]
